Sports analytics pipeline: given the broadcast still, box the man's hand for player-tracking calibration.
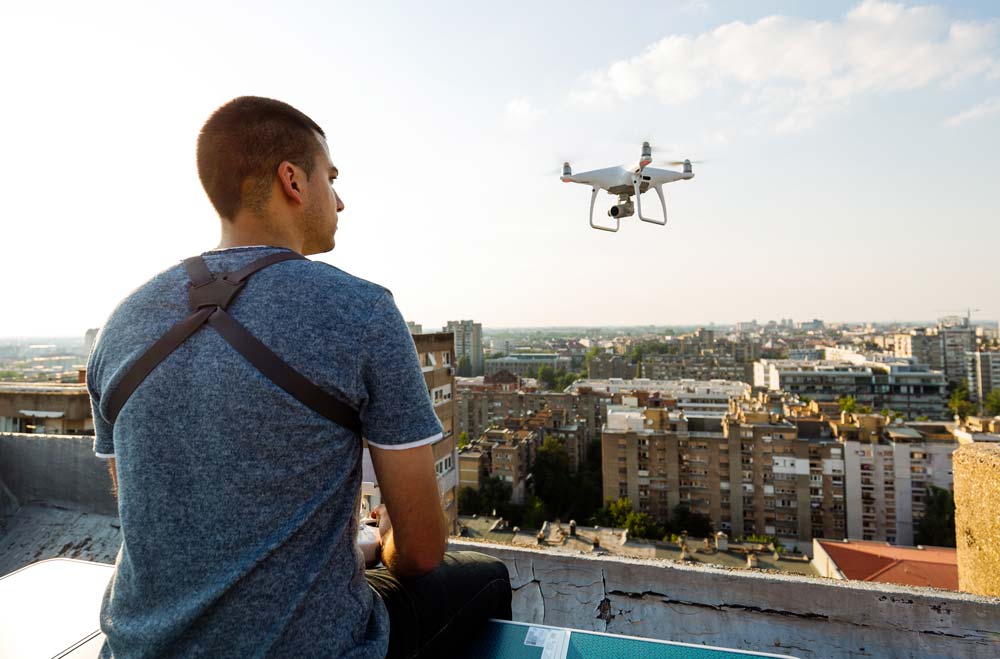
[371,504,392,537]
[368,443,447,578]
[108,458,118,497]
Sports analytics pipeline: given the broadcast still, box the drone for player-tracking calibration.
[560,141,696,232]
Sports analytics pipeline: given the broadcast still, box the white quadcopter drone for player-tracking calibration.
[560,141,696,232]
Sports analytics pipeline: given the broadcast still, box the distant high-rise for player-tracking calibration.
[444,320,483,376]
[966,351,1000,406]
[405,321,423,335]
[940,326,975,386]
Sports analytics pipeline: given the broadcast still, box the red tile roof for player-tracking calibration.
[817,539,958,590]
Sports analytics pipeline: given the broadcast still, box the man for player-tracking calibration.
[87,96,511,658]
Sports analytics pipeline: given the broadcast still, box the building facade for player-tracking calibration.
[444,320,483,376]
[0,381,94,435]
[363,331,459,531]
[484,353,570,377]
[966,351,1000,405]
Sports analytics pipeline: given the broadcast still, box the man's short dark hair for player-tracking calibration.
[197,96,326,221]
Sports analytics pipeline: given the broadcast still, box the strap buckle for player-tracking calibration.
[188,275,246,311]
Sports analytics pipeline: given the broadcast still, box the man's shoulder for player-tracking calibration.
[295,259,391,302]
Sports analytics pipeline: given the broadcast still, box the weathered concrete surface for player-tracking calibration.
[449,539,1000,659]
[0,504,119,575]
[0,432,116,516]
[954,443,1000,597]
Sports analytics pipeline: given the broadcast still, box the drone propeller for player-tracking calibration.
[661,159,708,166]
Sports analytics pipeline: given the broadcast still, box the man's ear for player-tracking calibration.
[276,161,304,204]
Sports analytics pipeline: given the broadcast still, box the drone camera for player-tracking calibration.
[608,200,634,218]
[683,160,692,174]
[562,162,572,178]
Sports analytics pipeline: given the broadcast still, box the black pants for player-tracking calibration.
[365,551,513,659]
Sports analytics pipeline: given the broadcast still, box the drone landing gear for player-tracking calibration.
[634,180,668,225]
[589,187,619,232]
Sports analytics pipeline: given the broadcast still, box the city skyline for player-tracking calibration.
[2,315,999,342]
[2,1,999,337]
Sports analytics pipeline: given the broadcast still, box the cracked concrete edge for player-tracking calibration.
[448,538,1000,636]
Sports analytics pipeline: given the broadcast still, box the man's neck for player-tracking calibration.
[217,213,304,253]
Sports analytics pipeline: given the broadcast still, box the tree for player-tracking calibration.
[457,487,482,515]
[458,431,470,449]
[524,366,538,379]
[457,354,472,377]
[555,371,579,391]
[584,346,602,373]
[479,476,513,516]
[915,487,956,547]
[522,496,548,529]
[591,496,634,528]
[838,396,857,414]
[531,437,574,515]
[949,383,976,420]
[664,503,713,537]
[624,511,663,540]
[537,365,556,390]
[984,388,1000,417]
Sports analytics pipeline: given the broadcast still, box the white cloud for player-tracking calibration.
[945,97,1000,127]
[570,1,1000,131]
[504,97,545,125]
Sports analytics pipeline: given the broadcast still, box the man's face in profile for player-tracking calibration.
[300,132,343,255]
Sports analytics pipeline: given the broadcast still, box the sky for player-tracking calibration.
[0,0,998,337]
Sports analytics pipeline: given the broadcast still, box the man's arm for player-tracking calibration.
[368,443,447,578]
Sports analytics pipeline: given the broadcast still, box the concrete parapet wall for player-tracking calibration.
[449,539,1000,659]
[954,443,1000,597]
[0,433,116,516]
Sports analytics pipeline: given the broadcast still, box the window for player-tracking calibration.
[435,454,454,476]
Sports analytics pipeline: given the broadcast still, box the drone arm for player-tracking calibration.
[635,181,667,225]
[589,187,619,232]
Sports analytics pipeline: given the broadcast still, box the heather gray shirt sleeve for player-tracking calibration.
[360,291,443,448]
[87,340,115,458]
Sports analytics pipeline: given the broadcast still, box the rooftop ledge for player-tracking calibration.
[446,538,1000,659]
[4,432,1000,658]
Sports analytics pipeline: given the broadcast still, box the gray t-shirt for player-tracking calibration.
[87,245,443,658]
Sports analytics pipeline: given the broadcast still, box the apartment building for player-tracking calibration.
[940,326,976,386]
[497,406,589,473]
[893,325,977,387]
[831,414,957,546]
[642,354,747,383]
[600,400,846,554]
[444,320,483,376]
[966,351,1000,405]
[456,387,606,444]
[588,354,627,379]
[464,427,539,505]
[415,332,458,527]
[892,329,941,369]
[458,444,490,491]
[363,331,459,530]
[570,379,750,418]
[484,353,571,377]
[754,359,947,418]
